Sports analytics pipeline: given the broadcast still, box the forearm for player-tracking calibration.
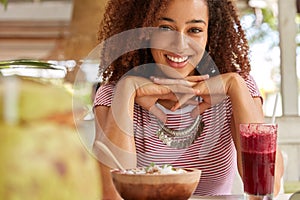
[226,73,263,175]
[274,148,284,196]
[225,73,284,195]
[98,162,122,200]
[110,78,136,136]
[226,73,264,123]
[93,80,138,199]
[94,105,137,169]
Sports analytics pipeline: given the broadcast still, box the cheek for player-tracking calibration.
[194,34,207,50]
[151,31,187,53]
[151,31,165,46]
[151,48,165,62]
[201,32,208,49]
[150,35,166,62]
[192,36,208,58]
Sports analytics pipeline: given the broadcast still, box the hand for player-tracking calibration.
[116,75,196,122]
[151,74,211,113]
[189,74,229,117]
[152,73,235,117]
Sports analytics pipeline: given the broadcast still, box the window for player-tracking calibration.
[241,0,299,117]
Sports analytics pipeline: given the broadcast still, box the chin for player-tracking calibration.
[158,65,194,79]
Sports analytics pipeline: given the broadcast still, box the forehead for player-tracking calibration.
[160,0,209,20]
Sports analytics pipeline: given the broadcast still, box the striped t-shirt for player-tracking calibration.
[94,74,261,196]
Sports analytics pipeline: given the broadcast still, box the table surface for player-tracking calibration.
[189,194,291,200]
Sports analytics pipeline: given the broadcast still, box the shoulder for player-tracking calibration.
[94,83,115,107]
[240,73,263,103]
[243,74,260,92]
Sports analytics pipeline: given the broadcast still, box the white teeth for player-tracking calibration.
[167,55,188,63]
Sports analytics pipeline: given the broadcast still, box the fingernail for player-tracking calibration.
[171,104,180,111]
[151,76,159,82]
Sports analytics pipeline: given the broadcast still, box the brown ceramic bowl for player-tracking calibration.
[111,168,201,200]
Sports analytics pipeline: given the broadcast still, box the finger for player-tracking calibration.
[150,77,199,95]
[191,102,211,118]
[171,98,199,111]
[185,74,209,82]
[151,76,193,87]
[184,98,200,105]
[136,83,171,97]
[146,83,196,95]
[169,84,197,94]
[149,104,167,123]
[171,93,196,111]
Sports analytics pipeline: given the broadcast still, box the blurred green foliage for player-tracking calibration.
[0,0,7,9]
[261,8,277,30]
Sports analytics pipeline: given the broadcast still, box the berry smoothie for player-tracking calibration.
[240,124,277,196]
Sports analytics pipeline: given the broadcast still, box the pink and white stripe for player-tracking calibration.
[94,74,261,196]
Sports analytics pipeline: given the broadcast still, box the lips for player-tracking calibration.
[166,55,189,63]
[166,54,189,68]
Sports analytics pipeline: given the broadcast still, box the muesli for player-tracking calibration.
[123,163,187,175]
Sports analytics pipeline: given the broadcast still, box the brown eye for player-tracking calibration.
[159,25,173,31]
[189,28,202,33]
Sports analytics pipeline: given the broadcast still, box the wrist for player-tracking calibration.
[224,72,264,123]
[224,72,243,96]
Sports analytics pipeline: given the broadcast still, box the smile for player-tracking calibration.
[166,55,189,63]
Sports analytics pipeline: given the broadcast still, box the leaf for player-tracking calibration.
[0,59,67,79]
[0,59,62,70]
[0,0,8,10]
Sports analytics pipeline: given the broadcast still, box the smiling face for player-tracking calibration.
[150,0,209,79]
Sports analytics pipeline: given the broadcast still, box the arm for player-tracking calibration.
[94,104,136,200]
[93,79,137,199]
[226,72,264,179]
[93,76,178,199]
[225,73,284,196]
[153,72,284,195]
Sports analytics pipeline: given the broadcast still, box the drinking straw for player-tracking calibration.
[271,93,279,124]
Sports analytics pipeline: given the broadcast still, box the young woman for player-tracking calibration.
[93,0,284,199]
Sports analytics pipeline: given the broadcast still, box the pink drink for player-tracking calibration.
[240,124,277,197]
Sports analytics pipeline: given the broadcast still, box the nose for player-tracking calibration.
[170,32,189,54]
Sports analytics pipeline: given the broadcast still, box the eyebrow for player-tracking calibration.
[158,17,207,25]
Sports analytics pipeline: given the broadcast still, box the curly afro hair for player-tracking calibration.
[97,0,251,83]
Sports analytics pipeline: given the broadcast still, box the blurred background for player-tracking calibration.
[0,0,300,198]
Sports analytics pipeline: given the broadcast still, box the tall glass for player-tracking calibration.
[240,123,277,200]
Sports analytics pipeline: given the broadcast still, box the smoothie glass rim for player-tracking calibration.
[239,123,278,135]
[239,123,278,126]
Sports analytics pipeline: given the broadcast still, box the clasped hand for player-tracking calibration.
[118,73,229,122]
